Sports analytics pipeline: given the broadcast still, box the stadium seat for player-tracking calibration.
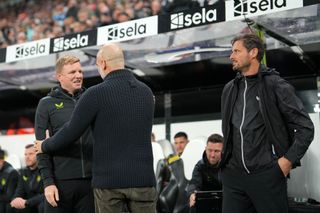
[157,139,175,158]
[152,142,165,174]
[180,137,207,181]
[158,158,189,213]
[6,154,21,170]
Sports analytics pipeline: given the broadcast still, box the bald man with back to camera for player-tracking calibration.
[35,43,157,213]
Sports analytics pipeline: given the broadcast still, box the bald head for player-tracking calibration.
[96,43,125,79]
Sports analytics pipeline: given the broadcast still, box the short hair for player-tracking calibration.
[207,134,223,144]
[56,55,80,74]
[174,132,188,139]
[25,144,34,149]
[231,33,265,62]
[0,149,5,160]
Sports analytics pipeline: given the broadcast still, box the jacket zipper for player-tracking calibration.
[68,94,86,178]
[257,93,277,157]
[240,77,250,174]
[80,136,85,177]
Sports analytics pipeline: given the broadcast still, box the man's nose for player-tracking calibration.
[229,53,234,60]
[75,72,83,78]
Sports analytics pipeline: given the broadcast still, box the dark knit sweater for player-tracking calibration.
[42,69,156,189]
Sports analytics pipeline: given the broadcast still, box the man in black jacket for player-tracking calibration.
[34,55,94,213]
[0,149,19,213]
[35,44,156,213]
[220,33,314,213]
[10,144,44,213]
[187,134,223,211]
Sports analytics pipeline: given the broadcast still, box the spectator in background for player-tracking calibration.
[117,12,131,23]
[162,0,199,14]
[96,1,112,26]
[174,132,189,156]
[0,149,19,213]
[151,0,162,15]
[187,134,223,211]
[10,144,44,213]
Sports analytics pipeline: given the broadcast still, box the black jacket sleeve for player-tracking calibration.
[42,88,98,153]
[0,169,19,202]
[26,194,44,207]
[186,160,202,198]
[35,98,55,187]
[274,77,314,165]
[12,172,25,198]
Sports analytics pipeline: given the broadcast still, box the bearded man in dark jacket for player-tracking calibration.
[187,134,223,211]
[220,33,314,213]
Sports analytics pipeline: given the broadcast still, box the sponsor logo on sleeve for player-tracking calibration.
[50,30,97,53]
[97,16,158,45]
[6,39,50,63]
[226,0,303,21]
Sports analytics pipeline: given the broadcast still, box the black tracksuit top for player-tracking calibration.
[0,162,19,203]
[13,167,44,207]
[41,69,156,189]
[35,86,93,187]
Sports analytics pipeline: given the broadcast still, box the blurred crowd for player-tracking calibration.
[0,0,218,48]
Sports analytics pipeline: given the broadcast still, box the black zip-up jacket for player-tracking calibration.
[35,86,93,187]
[13,167,44,207]
[221,65,314,169]
[0,162,19,203]
[187,151,222,197]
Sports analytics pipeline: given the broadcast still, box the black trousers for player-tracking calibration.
[221,163,288,213]
[0,203,16,213]
[16,202,44,213]
[44,179,94,213]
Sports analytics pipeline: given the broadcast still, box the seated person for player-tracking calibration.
[174,132,189,156]
[186,134,223,211]
[10,144,44,213]
[0,149,19,213]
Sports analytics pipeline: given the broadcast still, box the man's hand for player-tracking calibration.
[278,156,292,177]
[189,193,196,207]
[10,197,26,209]
[34,140,43,154]
[45,185,59,207]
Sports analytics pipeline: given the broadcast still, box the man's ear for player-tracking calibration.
[55,73,60,81]
[250,48,258,59]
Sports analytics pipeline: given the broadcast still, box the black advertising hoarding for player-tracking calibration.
[303,0,320,7]
[49,29,97,54]
[0,48,6,63]
[158,3,225,34]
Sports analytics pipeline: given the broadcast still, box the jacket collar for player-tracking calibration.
[234,64,279,83]
[49,85,85,100]
[103,69,132,81]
